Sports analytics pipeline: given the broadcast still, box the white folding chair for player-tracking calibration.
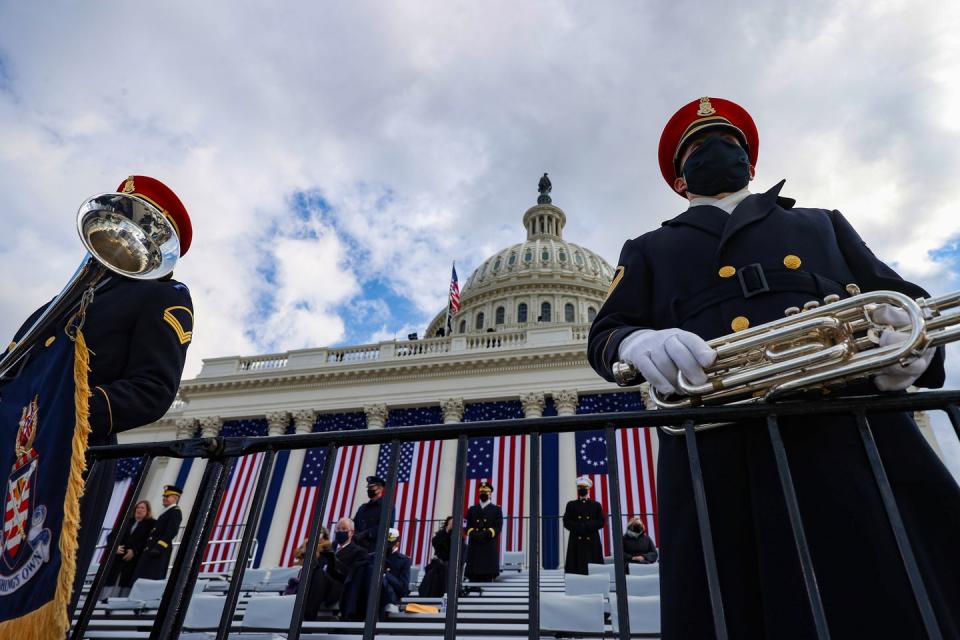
[182,594,228,631]
[628,561,660,576]
[242,594,295,630]
[611,595,661,634]
[101,578,167,611]
[502,551,524,572]
[540,593,606,634]
[564,573,610,596]
[625,574,660,597]
[587,562,615,581]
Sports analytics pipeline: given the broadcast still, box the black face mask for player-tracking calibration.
[630,525,644,533]
[682,135,750,196]
[577,487,589,497]
[479,493,491,503]
[367,488,378,499]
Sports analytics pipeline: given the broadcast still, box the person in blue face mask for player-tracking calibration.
[588,96,960,639]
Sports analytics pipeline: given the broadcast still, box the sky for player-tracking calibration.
[1,0,960,468]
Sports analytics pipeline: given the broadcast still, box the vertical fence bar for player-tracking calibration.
[362,438,401,640]
[766,416,831,640]
[605,426,630,640]
[215,449,276,640]
[683,419,728,640]
[151,455,233,640]
[855,411,942,639]
[944,404,960,442]
[70,455,154,640]
[527,433,541,640]
[444,435,469,640]
[288,444,339,640]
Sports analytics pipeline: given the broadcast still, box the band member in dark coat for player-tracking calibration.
[464,481,503,582]
[588,96,960,639]
[418,516,453,597]
[352,475,395,551]
[102,500,155,596]
[622,517,658,567]
[4,176,194,605]
[133,485,183,581]
[562,476,605,574]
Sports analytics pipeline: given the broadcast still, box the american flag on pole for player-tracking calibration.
[95,457,144,562]
[280,412,366,566]
[463,401,526,554]
[576,393,658,554]
[202,419,268,574]
[375,406,443,566]
[446,263,460,334]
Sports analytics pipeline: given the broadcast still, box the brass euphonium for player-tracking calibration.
[0,193,180,379]
[612,284,960,415]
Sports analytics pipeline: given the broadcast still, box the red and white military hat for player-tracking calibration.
[116,175,193,256]
[657,96,759,193]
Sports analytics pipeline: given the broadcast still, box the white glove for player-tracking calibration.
[619,328,717,395]
[871,304,935,391]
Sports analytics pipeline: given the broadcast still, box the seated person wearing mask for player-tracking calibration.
[623,517,658,567]
[380,528,411,616]
[418,516,453,597]
[303,518,366,620]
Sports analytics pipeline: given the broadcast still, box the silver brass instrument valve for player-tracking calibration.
[823,294,840,304]
[784,306,801,317]
[845,283,861,296]
[803,301,821,311]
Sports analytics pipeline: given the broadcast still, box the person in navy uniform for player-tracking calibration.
[588,97,960,639]
[352,475,395,551]
[4,175,193,606]
[464,481,502,582]
[132,485,183,581]
[562,475,604,575]
[379,527,411,616]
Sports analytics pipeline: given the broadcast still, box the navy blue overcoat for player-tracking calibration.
[588,181,960,639]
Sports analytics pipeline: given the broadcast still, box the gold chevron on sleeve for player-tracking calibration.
[163,306,194,345]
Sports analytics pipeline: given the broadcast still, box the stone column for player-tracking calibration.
[520,392,545,565]
[353,404,388,510]
[639,382,659,469]
[142,419,196,503]
[260,410,315,568]
[433,398,464,521]
[179,416,221,517]
[553,389,579,506]
[552,389,579,562]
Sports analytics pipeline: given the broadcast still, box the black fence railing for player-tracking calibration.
[69,390,960,640]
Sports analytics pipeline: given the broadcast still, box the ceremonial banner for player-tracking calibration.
[0,331,91,639]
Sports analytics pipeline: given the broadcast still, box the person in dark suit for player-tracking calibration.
[588,96,960,639]
[133,485,183,581]
[352,475,395,551]
[464,481,502,582]
[418,516,453,597]
[102,500,155,597]
[4,175,194,606]
[562,476,605,574]
[303,517,367,620]
[622,517,657,567]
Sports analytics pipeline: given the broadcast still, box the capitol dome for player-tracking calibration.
[427,176,615,337]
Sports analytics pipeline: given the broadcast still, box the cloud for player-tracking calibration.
[0,0,958,396]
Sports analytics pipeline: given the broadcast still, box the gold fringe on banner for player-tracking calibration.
[0,330,91,640]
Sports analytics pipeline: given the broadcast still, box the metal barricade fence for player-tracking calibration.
[69,390,960,640]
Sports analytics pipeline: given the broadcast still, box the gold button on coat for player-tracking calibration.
[718,266,736,278]
[783,255,802,269]
[731,316,750,332]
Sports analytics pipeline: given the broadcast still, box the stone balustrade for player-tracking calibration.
[196,323,592,379]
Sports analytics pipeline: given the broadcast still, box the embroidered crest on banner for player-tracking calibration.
[0,396,52,594]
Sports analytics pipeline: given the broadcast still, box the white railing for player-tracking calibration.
[197,323,590,378]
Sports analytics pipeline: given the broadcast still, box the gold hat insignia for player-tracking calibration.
[122,176,136,194]
[697,97,716,117]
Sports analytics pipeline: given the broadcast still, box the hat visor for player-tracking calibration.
[674,121,749,170]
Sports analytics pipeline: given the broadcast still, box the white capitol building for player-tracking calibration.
[113,179,948,571]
